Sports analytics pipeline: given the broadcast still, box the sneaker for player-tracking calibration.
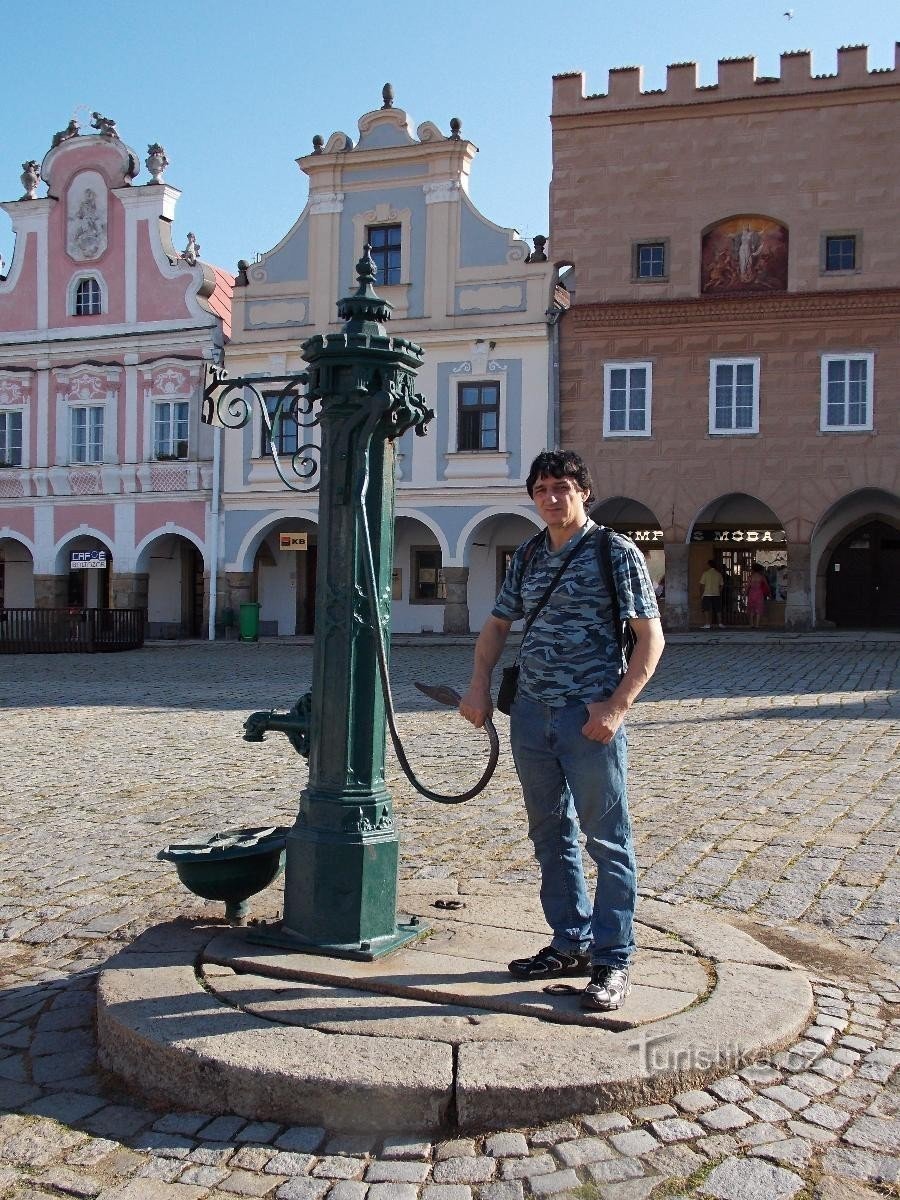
[580,964,631,1011]
[508,945,591,980]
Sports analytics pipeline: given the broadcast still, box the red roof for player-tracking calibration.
[206,265,234,340]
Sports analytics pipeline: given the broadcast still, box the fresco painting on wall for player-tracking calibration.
[701,215,788,294]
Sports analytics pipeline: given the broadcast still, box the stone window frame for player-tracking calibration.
[708,357,760,437]
[69,403,106,464]
[352,204,412,317]
[0,407,24,467]
[820,230,862,276]
[410,544,446,604]
[68,272,107,317]
[603,361,653,438]
[819,352,874,433]
[456,379,501,452]
[631,239,669,282]
[152,398,191,461]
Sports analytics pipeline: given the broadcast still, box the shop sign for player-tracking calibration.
[279,532,308,551]
[625,530,664,543]
[71,550,107,569]
[691,529,786,544]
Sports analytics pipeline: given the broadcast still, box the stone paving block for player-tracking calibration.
[231,1145,277,1172]
[700,1155,805,1198]
[553,1137,616,1168]
[749,1137,814,1168]
[608,1129,660,1157]
[237,1121,283,1144]
[324,1134,379,1156]
[697,1104,753,1132]
[435,1140,477,1161]
[484,1132,529,1157]
[40,1166,103,1198]
[275,1180,330,1200]
[528,1122,578,1146]
[785,1118,838,1145]
[498,1153,557,1180]
[312,1152,364,1180]
[365,1185,420,1200]
[22,1090,105,1123]
[198,1115,249,1142]
[365,1160,430,1183]
[328,1184,369,1200]
[736,1121,787,1147]
[585,1156,645,1183]
[708,1076,753,1103]
[275,1128,327,1154]
[100,1181,209,1199]
[821,1146,900,1186]
[135,1158,184,1182]
[266,1152,316,1176]
[152,1112,213,1137]
[178,1164,232,1188]
[381,1134,432,1160]
[672,1089,717,1114]
[478,1183,524,1200]
[432,1156,496,1184]
[422,1187,472,1200]
[761,1085,810,1113]
[219,1168,284,1195]
[843,1114,900,1151]
[580,1113,632,1133]
[650,1118,704,1143]
[800,1102,851,1131]
[528,1168,580,1195]
[632,1103,677,1120]
[743,1095,791,1123]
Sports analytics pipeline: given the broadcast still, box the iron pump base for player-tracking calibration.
[228,248,433,961]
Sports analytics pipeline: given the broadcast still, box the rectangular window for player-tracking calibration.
[153,400,189,459]
[260,392,299,457]
[70,406,104,463]
[820,354,873,431]
[824,235,857,273]
[457,381,500,451]
[709,359,759,434]
[367,224,402,286]
[634,242,666,279]
[74,277,102,316]
[0,411,23,466]
[411,547,445,603]
[603,362,652,437]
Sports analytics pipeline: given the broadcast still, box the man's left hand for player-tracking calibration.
[581,699,627,743]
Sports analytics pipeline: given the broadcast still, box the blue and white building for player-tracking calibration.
[220,90,565,634]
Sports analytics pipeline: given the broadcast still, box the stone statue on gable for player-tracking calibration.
[51,119,80,149]
[20,161,41,200]
[91,112,119,139]
[182,232,200,266]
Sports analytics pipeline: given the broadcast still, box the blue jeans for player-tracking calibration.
[509,694,636,967]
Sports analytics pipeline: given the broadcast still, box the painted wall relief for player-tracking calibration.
[67,172,108,261]
[701,216,788,294]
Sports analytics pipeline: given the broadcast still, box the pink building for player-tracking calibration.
[0,118,232,635]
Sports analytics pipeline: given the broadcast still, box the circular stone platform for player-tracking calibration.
[97,882,813,1134]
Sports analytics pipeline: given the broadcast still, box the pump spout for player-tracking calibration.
[243,693,312,759]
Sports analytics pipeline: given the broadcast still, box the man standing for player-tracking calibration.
[459,451,664,1011]
[699,559,725,629]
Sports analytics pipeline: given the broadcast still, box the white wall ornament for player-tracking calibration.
[152,368,190,396]
[423,180,460,205]
[308,191,345,215]
[64,373,108,403]
[66,172,108,261]
[0,379,29,406]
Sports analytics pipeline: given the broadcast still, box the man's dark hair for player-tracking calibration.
[525,450,594,500]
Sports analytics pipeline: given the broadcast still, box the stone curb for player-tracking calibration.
[96,900,813,1135]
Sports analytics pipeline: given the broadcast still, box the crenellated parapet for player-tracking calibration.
[552,43,900,116]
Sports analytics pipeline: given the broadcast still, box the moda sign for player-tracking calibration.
[691,530,786,544]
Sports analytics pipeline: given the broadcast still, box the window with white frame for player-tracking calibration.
[0,411,23,466]
[366,224,402,285]
[457,381,500,451]
[820,354,873,431]
[709,358,759,434]
[153,400,190,459]
[604,362,652,436]
[70,406,104,463]
[73,277,102,316]
[260,391,299,458]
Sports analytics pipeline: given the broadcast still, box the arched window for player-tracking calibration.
[73,277,102,316]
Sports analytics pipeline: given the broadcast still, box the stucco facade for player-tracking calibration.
[222,92,561,635]
[0,123,232,635]
[551,45,900,630]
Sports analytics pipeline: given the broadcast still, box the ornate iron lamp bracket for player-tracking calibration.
[202,366,321,492]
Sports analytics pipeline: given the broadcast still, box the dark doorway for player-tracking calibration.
[826,521,900,628]
[295,544,318,635]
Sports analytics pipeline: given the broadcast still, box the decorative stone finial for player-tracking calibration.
[182,232,200,266]
[91,112,119,139]
[529,234,548,263]
[312,134,324,154]
[50,119,80,149]
[336,243,393,333]
[20,161,40,200]
[145,143,169,184]
[236,259,250,286]
[449,117,462,140]
[382,83,395,109]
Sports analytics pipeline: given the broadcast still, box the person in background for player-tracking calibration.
[746,562,772,629]
[699,559,725,629]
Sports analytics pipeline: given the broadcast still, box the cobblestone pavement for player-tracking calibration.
[0,638,897,1199]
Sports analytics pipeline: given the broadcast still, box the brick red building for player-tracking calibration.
[551,45,900,630]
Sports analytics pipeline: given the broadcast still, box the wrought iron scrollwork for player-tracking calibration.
[202,365,321,493]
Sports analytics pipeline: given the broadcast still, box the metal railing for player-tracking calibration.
[0,608,145,653]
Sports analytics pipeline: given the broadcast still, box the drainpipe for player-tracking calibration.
[546,307,561,450]
[207,423,221,641]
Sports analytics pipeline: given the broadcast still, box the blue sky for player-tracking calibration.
[2,0,896,280]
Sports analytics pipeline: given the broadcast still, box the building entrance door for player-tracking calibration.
[826,521,900,628]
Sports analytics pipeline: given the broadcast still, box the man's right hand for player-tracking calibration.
[459,685,493,728]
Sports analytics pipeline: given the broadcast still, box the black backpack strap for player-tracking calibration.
[594,527,631,674]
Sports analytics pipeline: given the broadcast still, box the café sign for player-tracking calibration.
[71,550,107,569]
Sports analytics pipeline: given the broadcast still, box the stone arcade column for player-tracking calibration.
[33,575,68,608]
[784,542,813,631]
[662,543,689,631]
[441,566,470,634]
[110,572,148,611]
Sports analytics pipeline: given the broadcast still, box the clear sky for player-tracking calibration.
[2,0,896,281]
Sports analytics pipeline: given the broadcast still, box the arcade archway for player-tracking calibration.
[688,494,786,628]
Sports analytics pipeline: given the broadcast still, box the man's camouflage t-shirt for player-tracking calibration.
[492,520,659,707]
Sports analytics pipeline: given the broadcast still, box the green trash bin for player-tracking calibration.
[239,602,261,642]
